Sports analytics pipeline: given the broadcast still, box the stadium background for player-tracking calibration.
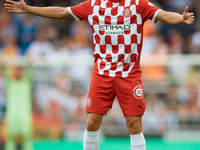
[0,0,200,149]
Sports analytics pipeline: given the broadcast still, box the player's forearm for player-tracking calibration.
[26,6,70,19]
[156,10,184,25]
[163,12,184,25]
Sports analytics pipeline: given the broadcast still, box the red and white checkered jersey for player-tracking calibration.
[67,0,161,78]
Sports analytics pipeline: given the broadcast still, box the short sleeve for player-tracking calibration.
[137,0,161,23]
[67,0,92,21]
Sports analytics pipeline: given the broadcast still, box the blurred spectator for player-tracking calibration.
[1,35,20,57]
[165,85,179,111]
[17,14,37,55]
[45,31,70,75]
[191,27,200,53]
[46,26,59,43]
[27,27,55,61]
[168,29,185,54]
[45,75,74,120]
[170,0,193,12]
[71,92,86,123]
[142,21,158,55]
[143,93,165,134]
[193,1,200,27]
[68,21,93,94]
[142,21,168,82]
[177,68,200,126]
[0,10,17,48]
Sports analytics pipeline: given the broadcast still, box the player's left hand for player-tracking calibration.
[183,6,195,24]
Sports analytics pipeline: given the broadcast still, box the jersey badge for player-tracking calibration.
[86,98,92,107]
[123,8,131,18]
[133,85,144,99]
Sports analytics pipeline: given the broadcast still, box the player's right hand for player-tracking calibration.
[4,0,28,14]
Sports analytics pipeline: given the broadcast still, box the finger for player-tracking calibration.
[19,0,25,3]
[189,13,194,16]
[184,6,188,14]
[5,7,13,10]
[5,8,14,12]
[6,0,15,4]
[188,21,193,25]
[4,4,13,7]
[8,10,14,13]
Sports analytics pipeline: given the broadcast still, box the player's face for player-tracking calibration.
[11,66,24,80]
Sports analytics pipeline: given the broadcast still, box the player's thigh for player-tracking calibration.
[6,117,19,137]
[86,73,115,115]
[21,118,32,138]
[114,78,146,117]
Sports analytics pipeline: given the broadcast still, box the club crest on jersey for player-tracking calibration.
[86,98,92,107]
[123,8,131,18]
[133,85,144,99]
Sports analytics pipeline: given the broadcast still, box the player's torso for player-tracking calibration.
[88,0,143,78]
[6,79,32,113]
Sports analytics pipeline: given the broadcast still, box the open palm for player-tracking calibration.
[183,6,195,24]
[4,0,27,14]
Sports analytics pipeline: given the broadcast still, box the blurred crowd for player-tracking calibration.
[0,0,199,139]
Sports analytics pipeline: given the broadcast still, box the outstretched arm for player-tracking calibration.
[4,0,73,19]
[156,6,194,25]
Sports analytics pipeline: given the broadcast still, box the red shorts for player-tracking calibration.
[86,73,146,117]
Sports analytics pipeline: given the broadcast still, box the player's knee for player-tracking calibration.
[127,120,142,134]
[86,119,100,131]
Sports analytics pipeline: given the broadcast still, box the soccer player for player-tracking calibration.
[2,63,33,150]
[4,0,194,150]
